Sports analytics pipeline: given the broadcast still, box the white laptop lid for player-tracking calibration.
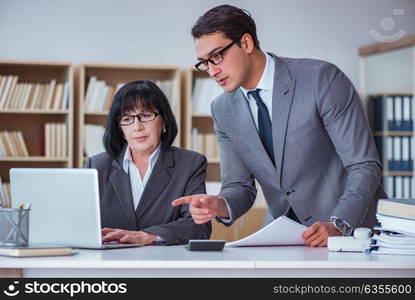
[10,168,102,248]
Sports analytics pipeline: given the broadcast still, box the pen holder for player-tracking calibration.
[0,207,30,246]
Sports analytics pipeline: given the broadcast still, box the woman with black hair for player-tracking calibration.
[85,80,211,245]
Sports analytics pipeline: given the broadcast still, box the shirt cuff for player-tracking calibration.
[218,196,233,223]
[156,235,165,242]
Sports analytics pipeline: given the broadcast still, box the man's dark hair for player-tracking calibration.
[191,5,260,50]
[103,80,178,159]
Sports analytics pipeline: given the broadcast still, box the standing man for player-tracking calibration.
[173,5,386,247]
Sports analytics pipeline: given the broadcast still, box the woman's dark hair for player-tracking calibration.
[103,80,178,159]
[191,5,260,50]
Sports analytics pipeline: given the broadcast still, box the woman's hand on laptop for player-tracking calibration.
[101,228,157,245]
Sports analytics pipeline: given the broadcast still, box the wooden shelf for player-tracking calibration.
[373,131,414,136]
[0,157,70,162]
[358,34,415,56]
[84,111,109,116]
[0,109,69,115]
[207,158,220,163]
[192,113,212,118]
[384,171,414,177]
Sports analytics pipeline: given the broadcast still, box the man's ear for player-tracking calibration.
[240,33,255,54]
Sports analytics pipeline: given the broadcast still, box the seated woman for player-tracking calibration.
[85,80,211,245]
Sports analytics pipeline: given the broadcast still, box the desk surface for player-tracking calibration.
[1,245,414,278]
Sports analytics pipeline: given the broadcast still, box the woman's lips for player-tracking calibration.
[134,136,148,142]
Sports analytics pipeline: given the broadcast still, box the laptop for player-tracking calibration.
[9,168,143,249]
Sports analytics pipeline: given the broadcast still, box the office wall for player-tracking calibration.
[0,0,414,87]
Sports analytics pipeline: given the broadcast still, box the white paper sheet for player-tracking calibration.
[226,216,308,247]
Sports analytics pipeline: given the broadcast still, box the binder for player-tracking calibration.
[394,96,403,131]
[403,96,412,131]
[387,136,394,171]
[395,176,403,199]
[403,176,411,199]
[386,96,394,131]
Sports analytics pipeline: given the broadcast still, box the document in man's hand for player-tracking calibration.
[0,244,73,257]
[226,216,308,247]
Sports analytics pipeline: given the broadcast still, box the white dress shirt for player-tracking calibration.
[122,145,161,210]
[240,52,275,129]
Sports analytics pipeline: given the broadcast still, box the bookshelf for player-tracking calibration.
[182,67,268,241]
[75,63,181,168]
[359,34,415,198]
[0,60,73,207]
[182,68,222,181]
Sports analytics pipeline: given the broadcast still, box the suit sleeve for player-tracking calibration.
[84,157,92,168]
[211,100,257,226]
[315,63,383,227]
[142,154,212,245]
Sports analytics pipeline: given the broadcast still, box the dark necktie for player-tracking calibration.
[248,88,275,165]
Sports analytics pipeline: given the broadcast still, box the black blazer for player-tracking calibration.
[85,146,211,245]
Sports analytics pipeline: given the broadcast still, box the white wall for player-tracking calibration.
[0,0,414,87]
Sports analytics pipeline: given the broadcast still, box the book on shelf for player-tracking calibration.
[192,77,223,115]
[84,76,176,113]
[0,75,18,109]
[0,244,73,257]
[84,124,105,158]
[191,128,219,159]
[0,181,11,208]
[0,174,8,208]
[85,77,119,112]
[0,131,29,157]
[371,95,413,132]
[370,94,414,199]
[384,175,413,199]
[155,79,178,113]
[44,123,67,157]
[0,74,68,110]
[377,198,415,220]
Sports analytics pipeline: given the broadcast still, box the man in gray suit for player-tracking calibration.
[173,5,386,247]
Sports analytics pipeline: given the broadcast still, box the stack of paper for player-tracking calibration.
[371,231,415,255]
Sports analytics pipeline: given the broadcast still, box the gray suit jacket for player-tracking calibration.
[211,54,387,229]
[85,146,211,245]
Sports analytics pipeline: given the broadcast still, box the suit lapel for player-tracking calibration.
[230,89,277,177]
[134,148,173,221]
[270,54,296,190]
[109,150,137,228]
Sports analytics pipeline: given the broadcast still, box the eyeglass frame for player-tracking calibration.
[118,111,160,126]
[194,36,243,72]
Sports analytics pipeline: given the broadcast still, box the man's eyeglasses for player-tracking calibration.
[118,112,160,126]
[195,37,241,72]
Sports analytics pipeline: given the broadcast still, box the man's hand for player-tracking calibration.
[301,221,342,247]
[171,194,229,224]
[101,228,157,245]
